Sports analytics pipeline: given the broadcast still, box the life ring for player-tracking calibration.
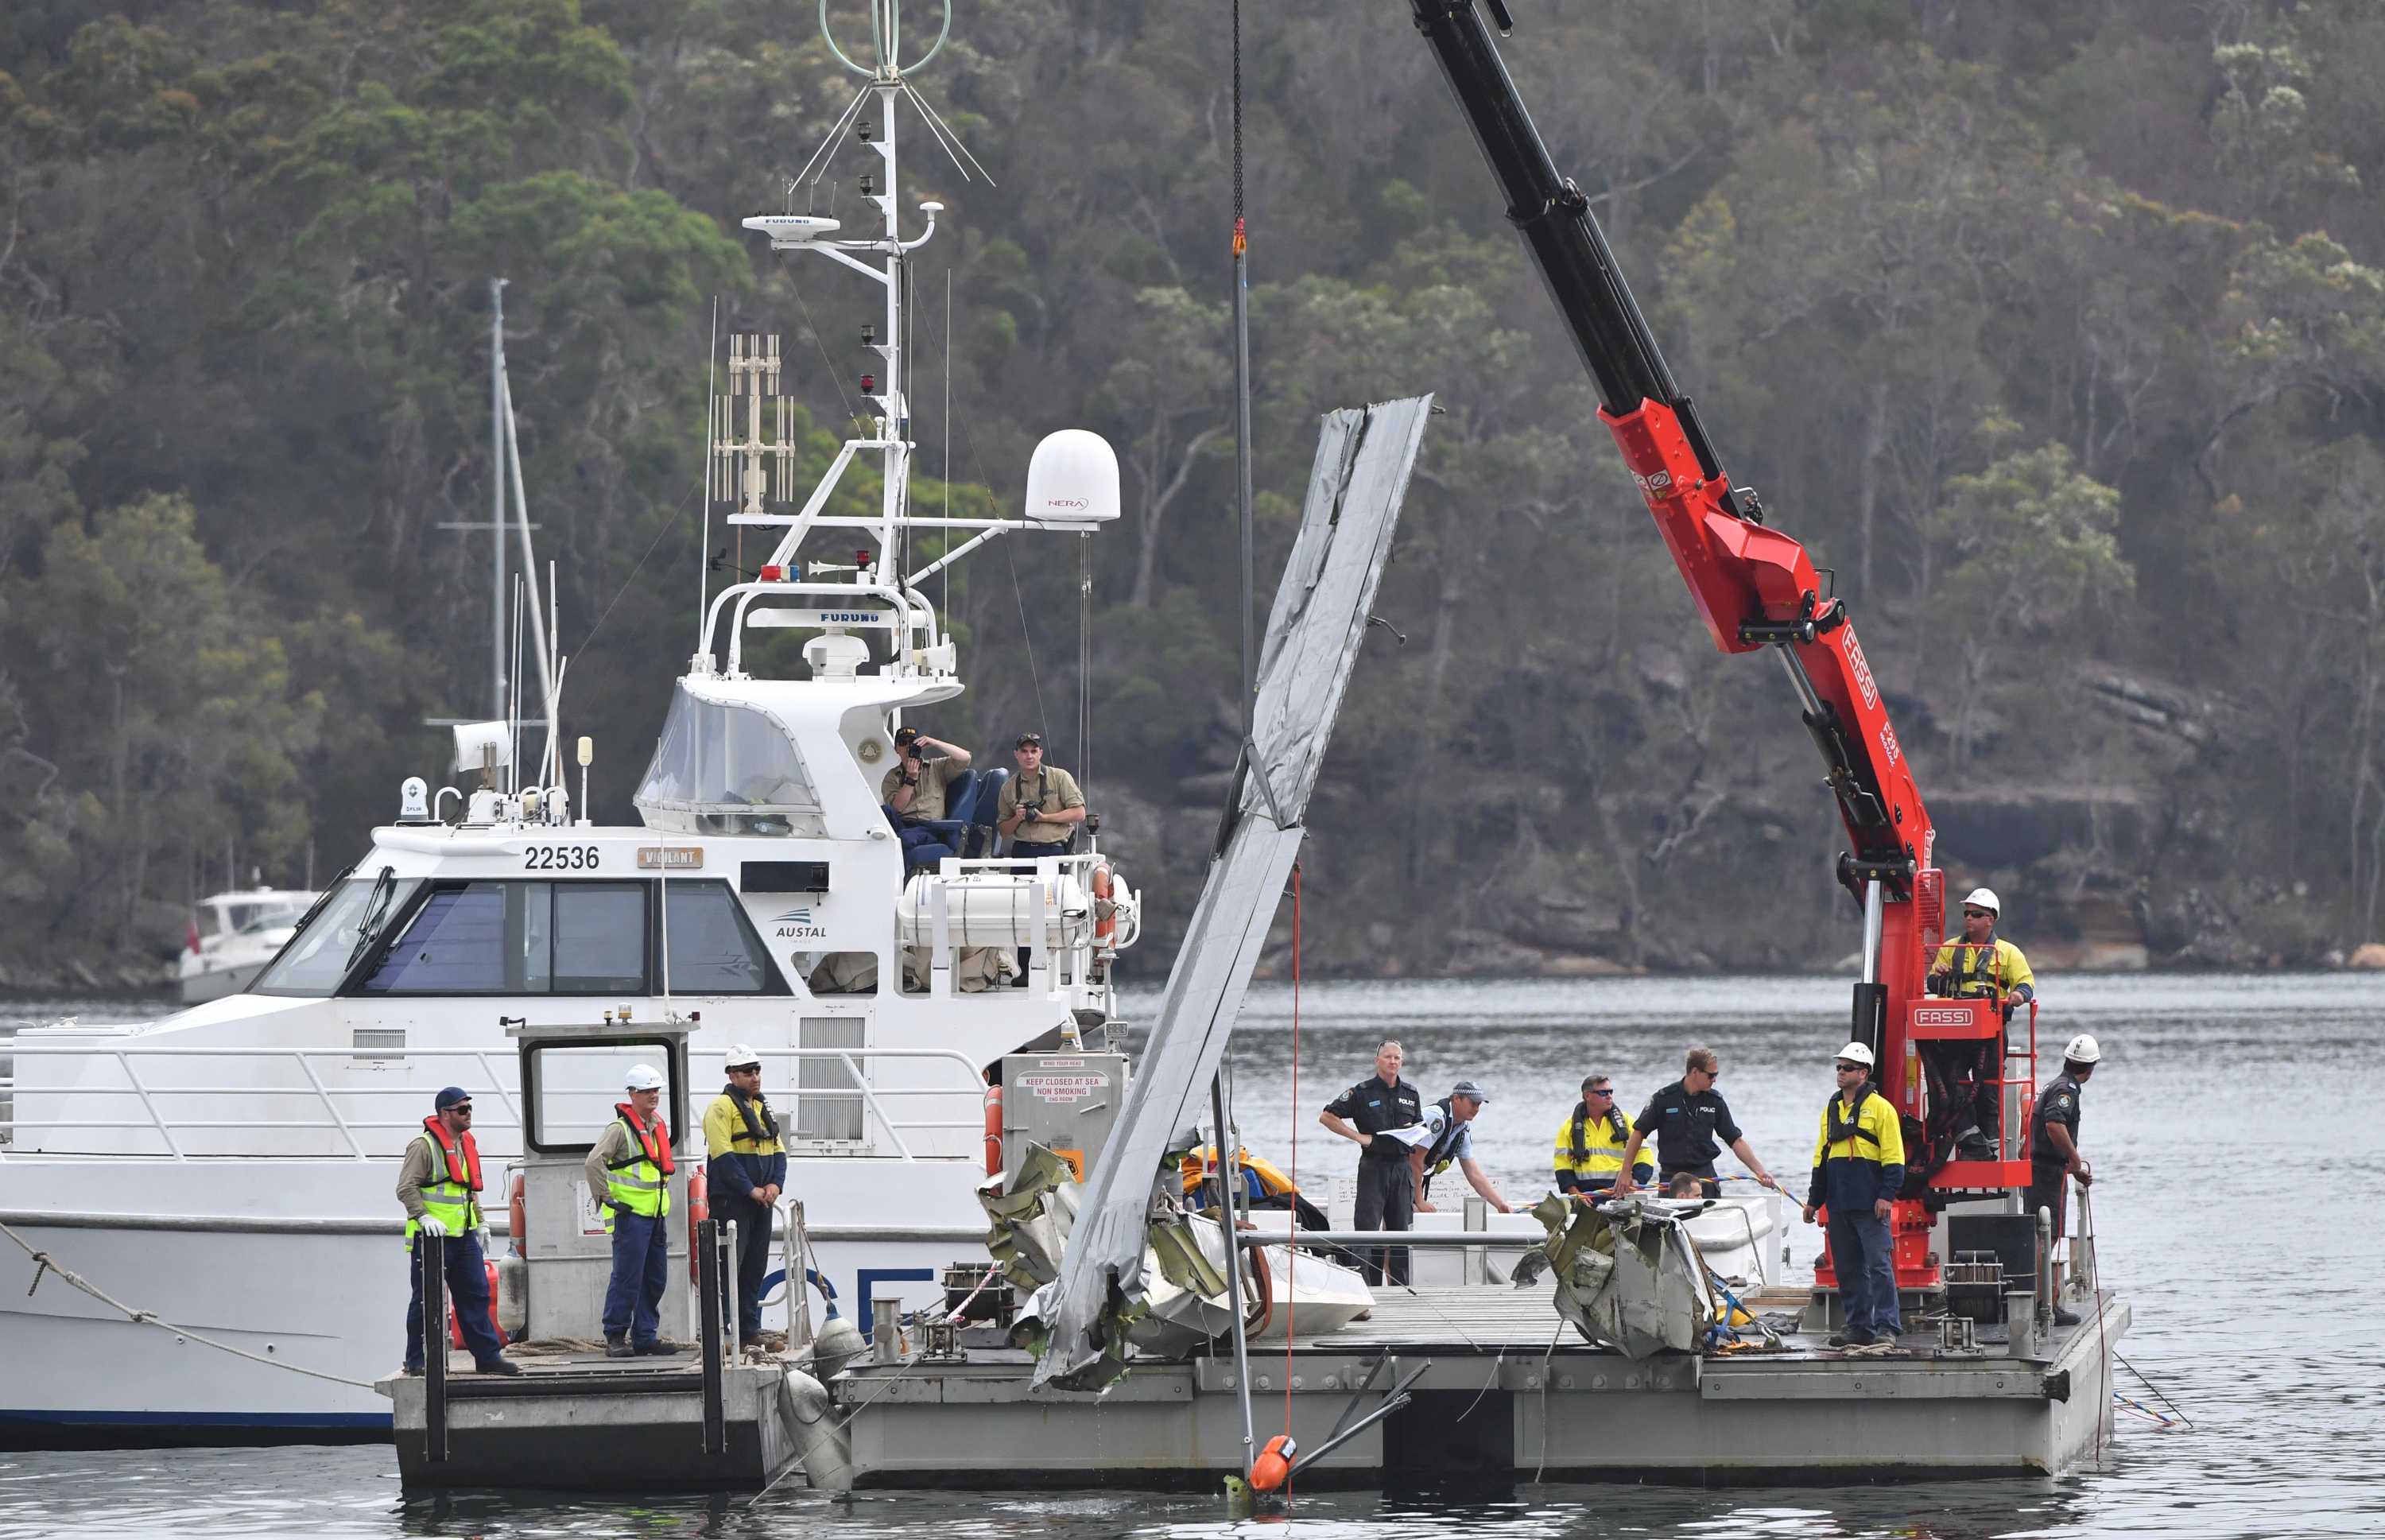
[686,1166,711,1284]
[983,1083,1005,1178]
[507,1170,526,1254]
[1091,864,1116,945]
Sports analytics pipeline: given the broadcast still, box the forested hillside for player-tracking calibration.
[6,0,2384,987]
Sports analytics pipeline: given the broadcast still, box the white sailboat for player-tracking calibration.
[173,888,320,1005]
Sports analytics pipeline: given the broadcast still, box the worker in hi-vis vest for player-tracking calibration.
[1802,1042,1907,1352]
[396,1085,518,1375]
[583,1063,683,1359]
[704,1043,787,1345]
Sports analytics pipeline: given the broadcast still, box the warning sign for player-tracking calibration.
[1016,1073,1107,1104]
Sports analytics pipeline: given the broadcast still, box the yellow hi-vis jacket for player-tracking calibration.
[1930,936,2034,1001]
[1552,1104,1654,1191]
[1805,1084,1907,1211]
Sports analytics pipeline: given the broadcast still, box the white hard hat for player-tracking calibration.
[624,1063,665,1092]
[1962,886,1999,914]
[725,1043,762,1072]
[1835,1042,1875,1069]
[2064,1034,2101,1065]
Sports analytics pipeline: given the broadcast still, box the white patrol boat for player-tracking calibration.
[0,27,1150,1438]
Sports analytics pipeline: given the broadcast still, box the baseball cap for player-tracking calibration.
[1449,1080,1488,1102]
[893,725,920,748]
[1016,731,1043,747]
[434,1085,471,1111]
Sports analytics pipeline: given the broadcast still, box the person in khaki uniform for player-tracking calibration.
[881,725,973,871]
[996,732,1085,857]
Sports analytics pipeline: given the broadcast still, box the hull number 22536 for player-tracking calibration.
[524,846,601,871]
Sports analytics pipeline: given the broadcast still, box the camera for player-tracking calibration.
[1018,800,1045,817]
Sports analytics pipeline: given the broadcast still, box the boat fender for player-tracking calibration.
[812,1316,867,1382]
[1091,863,1116,945]
[507,1170,526,1254]
[687,1166,710,1285]
[1249,1433,1297,1493]
[983,1084,1004,1179]
[779,1368,855,1493]
[495,1251,529,1341]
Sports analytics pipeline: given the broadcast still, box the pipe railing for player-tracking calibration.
[2,1044,987,1162]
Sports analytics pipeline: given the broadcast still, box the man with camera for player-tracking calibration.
[997,732,1085,858]
[882,723,973,871]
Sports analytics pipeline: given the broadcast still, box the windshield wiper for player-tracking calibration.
[345,865,400,970]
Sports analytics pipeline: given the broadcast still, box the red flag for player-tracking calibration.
[186,916,202,955]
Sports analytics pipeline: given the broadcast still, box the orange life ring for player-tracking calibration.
[1091,864,1116,945]
[983,1083,1005,1178]
[507,1170,526,1254]
[686,1166,711,1284]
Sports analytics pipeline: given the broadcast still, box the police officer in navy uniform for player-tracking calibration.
[1611,1045,1780,1199]
[1412,1080,1514,1216]
[1318,1038,1425,1286]
[2030,1033,2100,1327]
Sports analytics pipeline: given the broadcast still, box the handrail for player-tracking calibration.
[2,1043,988,1162]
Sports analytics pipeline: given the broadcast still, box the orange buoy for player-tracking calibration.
[983,1083,1006,1178]
[507,1170,526,1253]
[686,1166,711,1284]
[1091,863,1116,945]
[1249,1433,1297,1493]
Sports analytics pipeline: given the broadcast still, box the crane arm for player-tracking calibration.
[1407,0,1933,900]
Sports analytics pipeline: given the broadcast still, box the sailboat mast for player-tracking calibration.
[491,277,509,720]
[1231,4,1255,747]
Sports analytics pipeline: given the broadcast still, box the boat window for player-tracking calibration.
[553,883,648,993]
[252,877,425,996]
[634,685,822,836]
[352,881,650,996]
[359,884,517,994]
[665,882,779,994]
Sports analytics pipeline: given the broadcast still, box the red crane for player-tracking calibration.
[1403,0,2037,1286]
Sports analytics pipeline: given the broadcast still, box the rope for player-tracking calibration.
[2113,1349,2196,1429]
[1281,863,1301,1463]
[1001,531,1050,746]
[1231,0,1245,252]
[0,1216,378,1391]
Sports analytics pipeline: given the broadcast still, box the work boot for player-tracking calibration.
[634,1338,685,1356]
[2052,1305,2083,1328]
[606,1336,634,1359]
[401,1364,423,1378]
[475,1356,523,1377]
[1827,1329,1873,1348]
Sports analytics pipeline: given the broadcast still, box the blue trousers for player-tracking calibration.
[603,1209,672,1344]
[405,1232,506,1370]
[713,1190,774,1339]
[882,805,956,870]
[1828,1205,1902,1337]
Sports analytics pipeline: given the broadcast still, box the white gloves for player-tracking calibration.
[418,1216,448,1239]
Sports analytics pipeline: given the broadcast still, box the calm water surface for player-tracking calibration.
[2,974,2379,1538]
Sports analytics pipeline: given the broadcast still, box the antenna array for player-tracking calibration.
[712,333,798,513]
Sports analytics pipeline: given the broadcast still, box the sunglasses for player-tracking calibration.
[450,1104,473,1114]
[1963,909,1991,918]
[1585,1088,1612,1097]
[1835,1063,1863,1073]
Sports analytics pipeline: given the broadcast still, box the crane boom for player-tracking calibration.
[1402,1,2042,1226]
